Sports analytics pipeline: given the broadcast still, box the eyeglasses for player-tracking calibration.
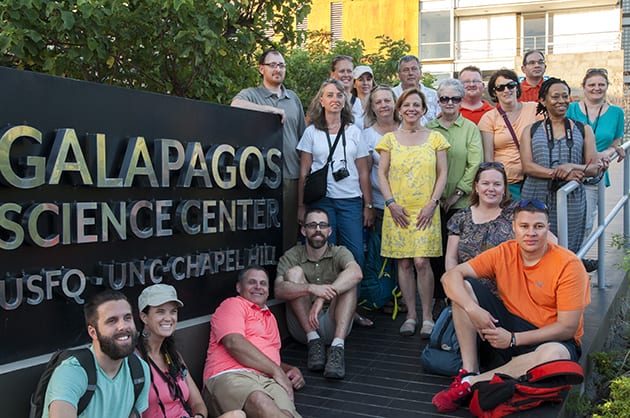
[525,60,546,66]
[586,68,608,76]
[438,96,462,104]
[263,62,286,70]
[518,199,548,210]
[493,81,518,92]
[304,221,330,230]
[479,161,505,170]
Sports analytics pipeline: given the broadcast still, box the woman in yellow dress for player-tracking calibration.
[377,87,450,338]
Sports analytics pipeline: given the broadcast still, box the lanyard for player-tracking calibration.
[544,117,574,166]
[583,102,603,134]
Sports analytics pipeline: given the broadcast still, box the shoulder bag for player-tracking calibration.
[303,126,344,204]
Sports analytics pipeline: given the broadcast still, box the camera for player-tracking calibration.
[332,167,350,182]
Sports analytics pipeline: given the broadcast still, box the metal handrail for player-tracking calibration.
[556,141,630,288]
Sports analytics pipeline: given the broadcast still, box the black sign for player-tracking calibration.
[0,67,282,364]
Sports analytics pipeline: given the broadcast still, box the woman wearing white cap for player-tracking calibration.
[137,284,245,418]
[352,65,375,105]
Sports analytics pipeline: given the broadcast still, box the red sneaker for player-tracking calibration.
[432,369,473,412]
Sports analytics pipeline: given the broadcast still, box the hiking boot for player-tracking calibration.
[323,346,345,379]
[307,338,326,371]
[432,369,473,412]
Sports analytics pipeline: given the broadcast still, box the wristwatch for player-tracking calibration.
[365,203,374,209]
[455,189,464,197]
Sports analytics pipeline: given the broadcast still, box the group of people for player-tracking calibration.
[41,48,625,418]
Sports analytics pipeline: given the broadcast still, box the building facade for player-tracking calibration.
[305,0,624,101]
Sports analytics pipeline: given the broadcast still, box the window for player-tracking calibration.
[421,10,452,59]
[523,14,547,52]
[331,2,342,45]
[458,15,516,61]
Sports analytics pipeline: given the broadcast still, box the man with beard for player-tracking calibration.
[275,208,362,379]
[392,55,439,125]
[43,290,150,418]
[519,50,547,102]
[231,50,306,252]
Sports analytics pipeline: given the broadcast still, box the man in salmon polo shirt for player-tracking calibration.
[432,200,590,413]
[203,266,304,418]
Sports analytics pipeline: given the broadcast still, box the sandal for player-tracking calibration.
[420,320,435,339]
[354,315,375,328]
[399,318,417,336]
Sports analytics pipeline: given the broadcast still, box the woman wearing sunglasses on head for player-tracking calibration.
[567,68,625,241]
[520,77,604,253]
[478,69,542,200]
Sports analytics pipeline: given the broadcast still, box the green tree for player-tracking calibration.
[0,0,310,103]
[284,33,412,109]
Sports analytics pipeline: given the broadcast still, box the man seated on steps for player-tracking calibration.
[432,200,590,413]
[275,208,362,379]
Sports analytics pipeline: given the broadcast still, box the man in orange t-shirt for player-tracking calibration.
[519,50,546,102]
[433,200,590,413]
[203,266,304,417]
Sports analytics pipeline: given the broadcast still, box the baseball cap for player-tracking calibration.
[138,284,184,312]
[353,65,373,79]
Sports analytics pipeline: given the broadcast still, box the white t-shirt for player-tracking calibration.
[362,126,385,210]
[297,124,368,199]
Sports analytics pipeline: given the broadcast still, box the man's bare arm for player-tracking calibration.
[231,98,286,123]
[330,261,362,294]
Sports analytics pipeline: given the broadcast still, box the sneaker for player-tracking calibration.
[323,346,345,379]
[432,369,473,412]
[307,338,326,371]
[582,258,598,273]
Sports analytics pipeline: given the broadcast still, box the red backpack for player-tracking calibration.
[469,360,584,418]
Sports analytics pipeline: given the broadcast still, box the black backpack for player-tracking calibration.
[29,347,145,418]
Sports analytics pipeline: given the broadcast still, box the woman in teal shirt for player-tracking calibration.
[567,68,625,239]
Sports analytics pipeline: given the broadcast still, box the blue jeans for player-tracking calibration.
[310,196,364,268]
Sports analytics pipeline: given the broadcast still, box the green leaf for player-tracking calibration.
[60,11,75,30]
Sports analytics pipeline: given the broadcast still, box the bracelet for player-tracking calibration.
[193,414,205,418]
[385,198,395,207]
[510,332,516,348]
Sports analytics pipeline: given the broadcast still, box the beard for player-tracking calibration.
[95,327,137,360]
[306,232,328,249]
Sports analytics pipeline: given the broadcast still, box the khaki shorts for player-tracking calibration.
[204,371,302,418]
[286,305,353,345]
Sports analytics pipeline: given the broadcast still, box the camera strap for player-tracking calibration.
[544,117,574,166]
[324,124,345,168]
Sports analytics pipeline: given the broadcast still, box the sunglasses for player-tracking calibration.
[586,68,608,76]
[304,221,330,230]
[479,161,505,170]
[439,96,462,104]
[493,81,518,92]
[519,199,548,210]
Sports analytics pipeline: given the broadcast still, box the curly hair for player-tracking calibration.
[536,77,571,115]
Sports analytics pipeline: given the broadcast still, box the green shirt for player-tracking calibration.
[234,84,306,179]
[276,244,355,285]
[426,114,483,209]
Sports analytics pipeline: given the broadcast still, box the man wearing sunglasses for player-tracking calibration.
[231,50,306,252]
[433,200,590,413]
[519,50,547,102]
[275,208,362,379]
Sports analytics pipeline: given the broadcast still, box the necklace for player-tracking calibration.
[327,123,341,131]
[399,127,419,133]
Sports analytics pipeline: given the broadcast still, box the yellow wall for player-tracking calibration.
[307,0,420,54]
